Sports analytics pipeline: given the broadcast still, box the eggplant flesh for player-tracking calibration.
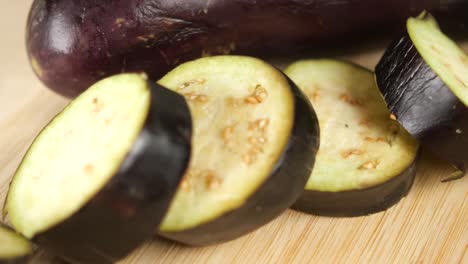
[285,60,419,216]
[158,56,319,245]
[0,225,32,264]
[4,74,192,263]
[376,13,467,173]
[26,0,468,97]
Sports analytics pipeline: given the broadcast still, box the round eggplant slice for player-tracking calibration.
[375,12,468,173]
[285,60,419,216]
[157,56,319,245]
[0,224,32,264]
[3,73,192,263]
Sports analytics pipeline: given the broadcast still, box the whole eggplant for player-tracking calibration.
[27,0,467,97]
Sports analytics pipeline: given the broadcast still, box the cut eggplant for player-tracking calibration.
[285,60,419,216]
[157,56,319,245]
[4,73,192,263]
[376,12,467,173]
[0,224,32,264]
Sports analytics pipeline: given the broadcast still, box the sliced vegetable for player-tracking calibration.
[4,73,192,263]
[0,224,32,264]
[285,60,419,216]
[158,56,319,245]
[376,12,467,173]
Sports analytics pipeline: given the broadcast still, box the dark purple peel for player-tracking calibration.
[284,59,419,217]
[35,83,192,263]
[375,16,467,174]
[159,75,319,246]
[375,34,465,138]
[5,79,192,264]
[292,159,417,217]
[27,0,467,97]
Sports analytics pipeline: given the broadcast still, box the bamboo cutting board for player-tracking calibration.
[1,2,467,263]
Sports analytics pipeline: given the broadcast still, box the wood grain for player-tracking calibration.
[0,2,467,263]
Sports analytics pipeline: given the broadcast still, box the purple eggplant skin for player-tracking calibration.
[375,34,465,138]
[375,34,467,174]
[26,0,467,98]
[292,159,418,217]
[29,83,192,264]
[159,75,320,246]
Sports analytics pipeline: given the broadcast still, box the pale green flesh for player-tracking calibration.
[0,226,32,259]
[285,60,418,192]
[5,73,151,238]
[159,56,294,231]
[408,12,468,106]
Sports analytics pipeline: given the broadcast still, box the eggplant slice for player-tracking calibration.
[0,224,32,264]
[285,60,419,216]
[4,73,192,263]
[158,56,319,245]
[376,12,467,173]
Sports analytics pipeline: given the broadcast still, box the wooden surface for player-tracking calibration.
[1,2,467,263]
